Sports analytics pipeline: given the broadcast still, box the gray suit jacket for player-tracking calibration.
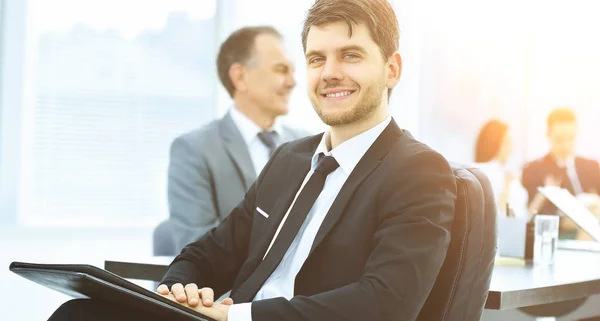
[168,112,309,251]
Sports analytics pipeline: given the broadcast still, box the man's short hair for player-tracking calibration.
[547,107,577,129]
[301,0,399,98]
[217,26,282,98]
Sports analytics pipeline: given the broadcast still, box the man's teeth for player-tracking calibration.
[325,91,352,98]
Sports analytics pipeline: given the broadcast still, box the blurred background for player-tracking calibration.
[1,0,599,319]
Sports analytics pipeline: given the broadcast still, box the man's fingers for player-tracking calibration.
[171,283,187,303]
[221,298,234,306]
[156,283,216,309]
[156,284,169,295]
[184,283,200,307]
[162,292,178,303]
[198,287,214,307]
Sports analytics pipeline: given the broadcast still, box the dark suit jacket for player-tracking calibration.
[161,120,457,321]
[522,154,600,214]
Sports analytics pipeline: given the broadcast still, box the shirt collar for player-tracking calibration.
[312,115,392,175]
[230,106,282,146]
[553,155,576,169]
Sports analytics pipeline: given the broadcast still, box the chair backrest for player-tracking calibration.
[153,220,177,256]
[416,164,498,321]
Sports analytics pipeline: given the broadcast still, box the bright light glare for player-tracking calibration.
[30,0,216,38]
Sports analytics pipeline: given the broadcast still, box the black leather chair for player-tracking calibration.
[153,220,177,256]
[417,164,498,321]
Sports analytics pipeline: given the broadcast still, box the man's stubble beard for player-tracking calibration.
[311,79,386,127]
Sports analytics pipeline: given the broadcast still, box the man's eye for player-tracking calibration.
[309,57,324,64]
[344,54,359,59]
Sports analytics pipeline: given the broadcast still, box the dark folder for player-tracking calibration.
[9,261,214,321]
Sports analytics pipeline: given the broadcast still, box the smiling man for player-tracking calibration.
[47,1,457,321]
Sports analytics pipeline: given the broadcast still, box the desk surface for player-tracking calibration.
[105,249,600,310]
[486,250,600,309]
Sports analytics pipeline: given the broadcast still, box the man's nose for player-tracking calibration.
[285,73,296,89]
[321,59,344,82]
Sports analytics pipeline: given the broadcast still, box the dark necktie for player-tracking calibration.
[257,131,277,156]
[233,153,339,302]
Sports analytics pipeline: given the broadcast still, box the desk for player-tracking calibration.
[105,249,600,310]
[487,250,600,310]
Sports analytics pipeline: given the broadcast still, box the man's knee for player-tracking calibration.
[48,299,90,320]
[48,299,152,321]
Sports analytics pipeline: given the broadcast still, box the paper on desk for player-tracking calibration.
[538,186,600,241]
[494,256,526,266]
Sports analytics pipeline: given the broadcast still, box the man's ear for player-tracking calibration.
[386,52,402,89]
[229,63,247,93]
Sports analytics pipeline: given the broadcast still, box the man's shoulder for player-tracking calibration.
[523,155,549,172]
[575,156,599,164]
[173,118,223,148]
[575,156,600,169]
[390,131,447,164]
[373,131,454,182]
[379,132,455,197]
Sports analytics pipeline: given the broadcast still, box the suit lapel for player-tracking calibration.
[248,136,321,266]
[253,151,313,258]
[220,112,256,190]
[309,121,403,255]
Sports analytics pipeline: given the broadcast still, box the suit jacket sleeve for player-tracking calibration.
[251,151,457,321]
[161,144,288,298]
[168,136,220,251]
[521,162,540,205]
[591,160,600,193]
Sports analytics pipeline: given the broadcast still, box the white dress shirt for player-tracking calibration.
[229,107,283,176]
[228,116,392,321]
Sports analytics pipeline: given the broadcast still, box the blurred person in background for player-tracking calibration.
[523,107,600,239]
[474,119,527,217]
[165,26,309,253]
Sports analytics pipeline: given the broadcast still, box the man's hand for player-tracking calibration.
[156,283,234,307]
[156,283,232,320]
[581,193,600,217]
[544,175,561,187]
[529,175,563,215]
[188,301,231,321]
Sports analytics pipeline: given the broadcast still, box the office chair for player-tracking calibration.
[416,164,498,321]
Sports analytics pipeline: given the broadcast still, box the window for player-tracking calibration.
[19,0,218,226]
[524,1,600,161]
[0,0,4,140]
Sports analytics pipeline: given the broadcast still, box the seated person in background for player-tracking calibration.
[48,0,457,320]
[474,119,528,217]
[523,107,600,239]
[167,26,309,252]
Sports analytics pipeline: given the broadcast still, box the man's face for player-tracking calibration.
[244,34,296,117]
[305,21,391,126]
[548,121,577,160]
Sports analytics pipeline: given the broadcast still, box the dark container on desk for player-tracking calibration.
[524,221,535,261]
